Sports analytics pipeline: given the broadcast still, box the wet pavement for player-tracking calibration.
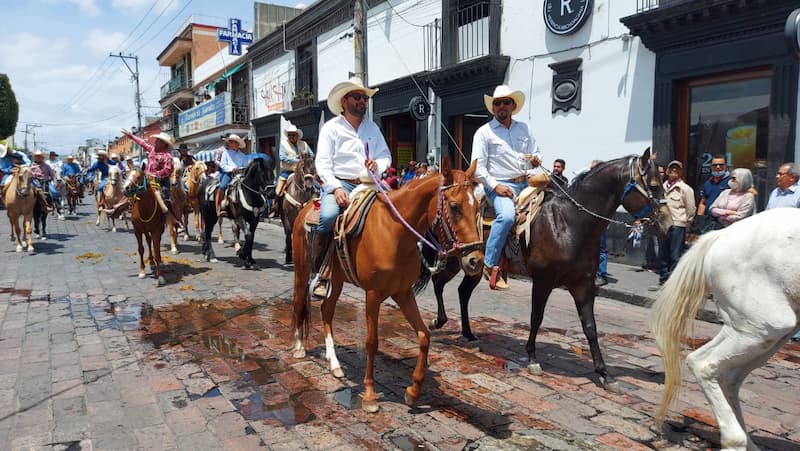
[0,200,798,450]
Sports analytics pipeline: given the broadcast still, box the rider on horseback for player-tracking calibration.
[472,85,544,290]
[0,143,31,198]
[121,129,186,231]
[31,150,61,212]
[270,124,314,218]
[84,150,111,207]
[311,77,391,298]
[215,134,248,217]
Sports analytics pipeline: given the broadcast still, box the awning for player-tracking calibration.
[208,63,244,90]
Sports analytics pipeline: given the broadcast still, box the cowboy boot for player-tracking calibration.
[215,189,227,217]
[310,232,332,298]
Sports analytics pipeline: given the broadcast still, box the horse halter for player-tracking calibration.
[432,179,484,257]
[620,156,662,222]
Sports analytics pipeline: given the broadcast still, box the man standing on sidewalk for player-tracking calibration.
[654,160,695,288]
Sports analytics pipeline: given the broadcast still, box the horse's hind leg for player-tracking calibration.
[391,288,431,409]
[135,233,146,278]
[457,272,482,341]
[167,216,178,254]
[23,214,33,253]
[292,230,312,358]
[321,280,345,378]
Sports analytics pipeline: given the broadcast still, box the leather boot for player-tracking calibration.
[310,232,332,298]
[215,189,226,217]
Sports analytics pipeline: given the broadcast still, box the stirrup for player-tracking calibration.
[309,273,330,299]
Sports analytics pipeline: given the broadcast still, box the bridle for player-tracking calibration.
[15,167,32,197]
[619,156,663,223]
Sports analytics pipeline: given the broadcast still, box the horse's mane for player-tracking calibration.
[567,156,632,192]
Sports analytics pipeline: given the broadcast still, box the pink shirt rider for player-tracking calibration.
[128,134,173,179]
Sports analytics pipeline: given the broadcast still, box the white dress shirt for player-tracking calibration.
[316,115,391,193]
[219,148,249,173]
[471,118,540,191]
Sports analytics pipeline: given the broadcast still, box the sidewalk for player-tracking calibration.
[600,262,721,324]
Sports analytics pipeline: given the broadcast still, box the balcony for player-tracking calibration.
[160,114,180,139]
[635,0,694,13]
[442,0,500,67]
[160,75,191,99]
[232,102,249,125]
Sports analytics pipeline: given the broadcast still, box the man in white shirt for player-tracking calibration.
[472,85,541,290]
[311,77,391,298]
[216,134,249,216]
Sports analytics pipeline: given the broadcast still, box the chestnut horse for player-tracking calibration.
[183,161,206,241]
[292,158,484,412]
[123,168,167,285]
[428,148,672,392]
[4,166,36,253]
[279,154,317,264]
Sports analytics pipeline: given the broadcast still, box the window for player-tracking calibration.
[295,42,314,103]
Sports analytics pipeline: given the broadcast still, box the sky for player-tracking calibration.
[2,0,305,154]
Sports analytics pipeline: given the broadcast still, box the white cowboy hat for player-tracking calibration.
[65,154,74,160]
[33,150,45,157]
[284,124,303,140]
[110,153,120,159]
[224,134,246,148]
[0,143,7,159]
[327,77,378,115]
[483,85,525,115]
[96,150,108,156]
[152,132,176,149]
[125,155,133,161]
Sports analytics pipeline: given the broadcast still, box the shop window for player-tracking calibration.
[678,68,771,205]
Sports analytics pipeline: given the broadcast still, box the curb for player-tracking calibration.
[599,286,722,324]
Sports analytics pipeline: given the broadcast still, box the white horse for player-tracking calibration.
[650,208,800,451]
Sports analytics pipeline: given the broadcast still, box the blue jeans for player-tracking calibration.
[33,180,60,204]
[317,181,358,234]
[658,226,686,284]
[219,172,233,191]
[597,230,608,278]
[484,180,527,268]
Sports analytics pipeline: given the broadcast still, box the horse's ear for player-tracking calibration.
[640,147,652,171]
[465,159,478,179]
[440,156,452,181]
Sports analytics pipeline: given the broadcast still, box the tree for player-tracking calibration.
[0,74,19,139]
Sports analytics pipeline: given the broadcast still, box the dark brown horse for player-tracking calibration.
[292,158,484,412]
[279,154,317,264]
[65,175,80,215]
[123,168,167,285]
[429,148,671,392]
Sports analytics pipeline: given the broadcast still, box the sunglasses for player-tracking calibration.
[777,172,789,176]
[711,163,726,167]
[346,93,369,101]
[492,98,514,107]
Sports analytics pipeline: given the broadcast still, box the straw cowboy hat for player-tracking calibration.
[284,124,303,140]
[327,77,379,115]
[96,149,108,156]
[65,155,74,161]
[33,150,45,157]
[484,85,525,115]
[224,134,246,148]
[152,132,176,149]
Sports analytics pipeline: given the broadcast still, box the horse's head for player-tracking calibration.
[13,166,33,197]
[295,157,317,191]
[247,156,276,198]
[108,166,121,186]
[433,157,484,276]
[123,168,146,197]
[620,147,673,238]
[189,161,207,182]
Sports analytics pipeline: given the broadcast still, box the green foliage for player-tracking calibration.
[0,74,19,139]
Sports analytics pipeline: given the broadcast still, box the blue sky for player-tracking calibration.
[2,0,305,154]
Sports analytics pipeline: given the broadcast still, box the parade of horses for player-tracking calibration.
[3,1,800,449]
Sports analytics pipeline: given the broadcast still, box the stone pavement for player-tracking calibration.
[0,200,798,450]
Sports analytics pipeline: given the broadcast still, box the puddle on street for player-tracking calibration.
[390,435,427,450]
[0,287,32,298]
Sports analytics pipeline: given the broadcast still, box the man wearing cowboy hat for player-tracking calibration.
[310,76,391,298]
[0,143,31,198]
[122,129,186,230]
[177,143,195,168]
[472,85,542,290]
[109,152,126,179]
[270,123,315,218]
[85,149,112,208]
[214,133,249,217]
[32,150,61,213]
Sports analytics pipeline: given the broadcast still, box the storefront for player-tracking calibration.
[372,76,431,169]
[623,0,800,210]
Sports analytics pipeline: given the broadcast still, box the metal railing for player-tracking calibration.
[232,103,249,125]
[451,1,493,63]
[160,75,191,99]
[423,19,441,71]
[636,0,694,13]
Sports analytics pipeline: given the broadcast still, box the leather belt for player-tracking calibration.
[505,175,526,183]
[339,178,362,185]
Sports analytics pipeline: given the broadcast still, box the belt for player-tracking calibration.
[339,178,362,185]
[504,175,526,183]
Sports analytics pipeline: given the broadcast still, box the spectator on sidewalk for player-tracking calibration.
[654,160,695,288]
[551,158,569,188]
[693,155,730,234]
[709,168,756,227]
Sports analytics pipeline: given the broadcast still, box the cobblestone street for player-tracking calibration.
[0,201,798,450]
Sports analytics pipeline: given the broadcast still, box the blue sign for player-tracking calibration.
[178,93,228,136]
[217,18,253,56]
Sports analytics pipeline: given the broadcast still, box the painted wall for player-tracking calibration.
[251,52,295,119]
[316,21,357,106]
[194,46,249,88]
[502,0,655,174]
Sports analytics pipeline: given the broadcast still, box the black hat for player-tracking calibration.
[177,143,189,152]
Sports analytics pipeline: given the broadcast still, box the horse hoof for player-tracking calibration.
[332,367,345,379]
[138,272,146,279]
[157,276,166,286]
[217,237,223,244]
[27,247,34,254]
[170,249,178,255]
[234,243,241,251]
[111,227,116,232]
[15,245,22,253]
[527,363,543,376]
[40,236,47,241]
[404,387,418,407]
[210,258,219,263]
[58,215,65,221]
[361,399,380,413]
[292,348,306,359]
[603,381,623,395]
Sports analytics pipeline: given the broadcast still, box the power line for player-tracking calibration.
[132,0,192,54]
[123,0,178,54]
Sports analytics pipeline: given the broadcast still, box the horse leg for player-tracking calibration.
[457,273,482,341]
[153,229,165,286]
[201,208,218,263]
[292,230,312,358]
[11,217,22,252]
[24,213,33,253]
[321,280,345,378]
[361,292,384,413]
[567,279,620,393]
[194,208,201,241]
[167,216,178,255]
[392,288,431,408]
[136,233,146,278]
[526,277,554,376]
[217,218,224,244]
[40,210,47,240]
[245,218,259,268]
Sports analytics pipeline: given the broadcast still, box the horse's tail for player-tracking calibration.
[649,230,722,424]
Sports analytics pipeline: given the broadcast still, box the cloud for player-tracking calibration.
[83,30,128,56]
[68,0,101,16]
[0,32,72,72]
[112,0,178,12]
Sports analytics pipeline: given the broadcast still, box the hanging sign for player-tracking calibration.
[217,18,253,56]
[409,96,431,121]
[544,0,592,36]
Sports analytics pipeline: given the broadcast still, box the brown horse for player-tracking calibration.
[292,158,484,412]
[183,161,206,241]
[123,168,167,285]
[4,166,36,253]
[65,175,80,215]
[166,159,189,254]
[279,154,317,264]
[429,148,672,393]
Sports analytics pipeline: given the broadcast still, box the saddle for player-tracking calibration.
[204,175,242,206]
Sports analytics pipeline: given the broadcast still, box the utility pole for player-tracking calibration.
[353,0,367,84]
[22,123,41,154]
[110,52,143,161]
